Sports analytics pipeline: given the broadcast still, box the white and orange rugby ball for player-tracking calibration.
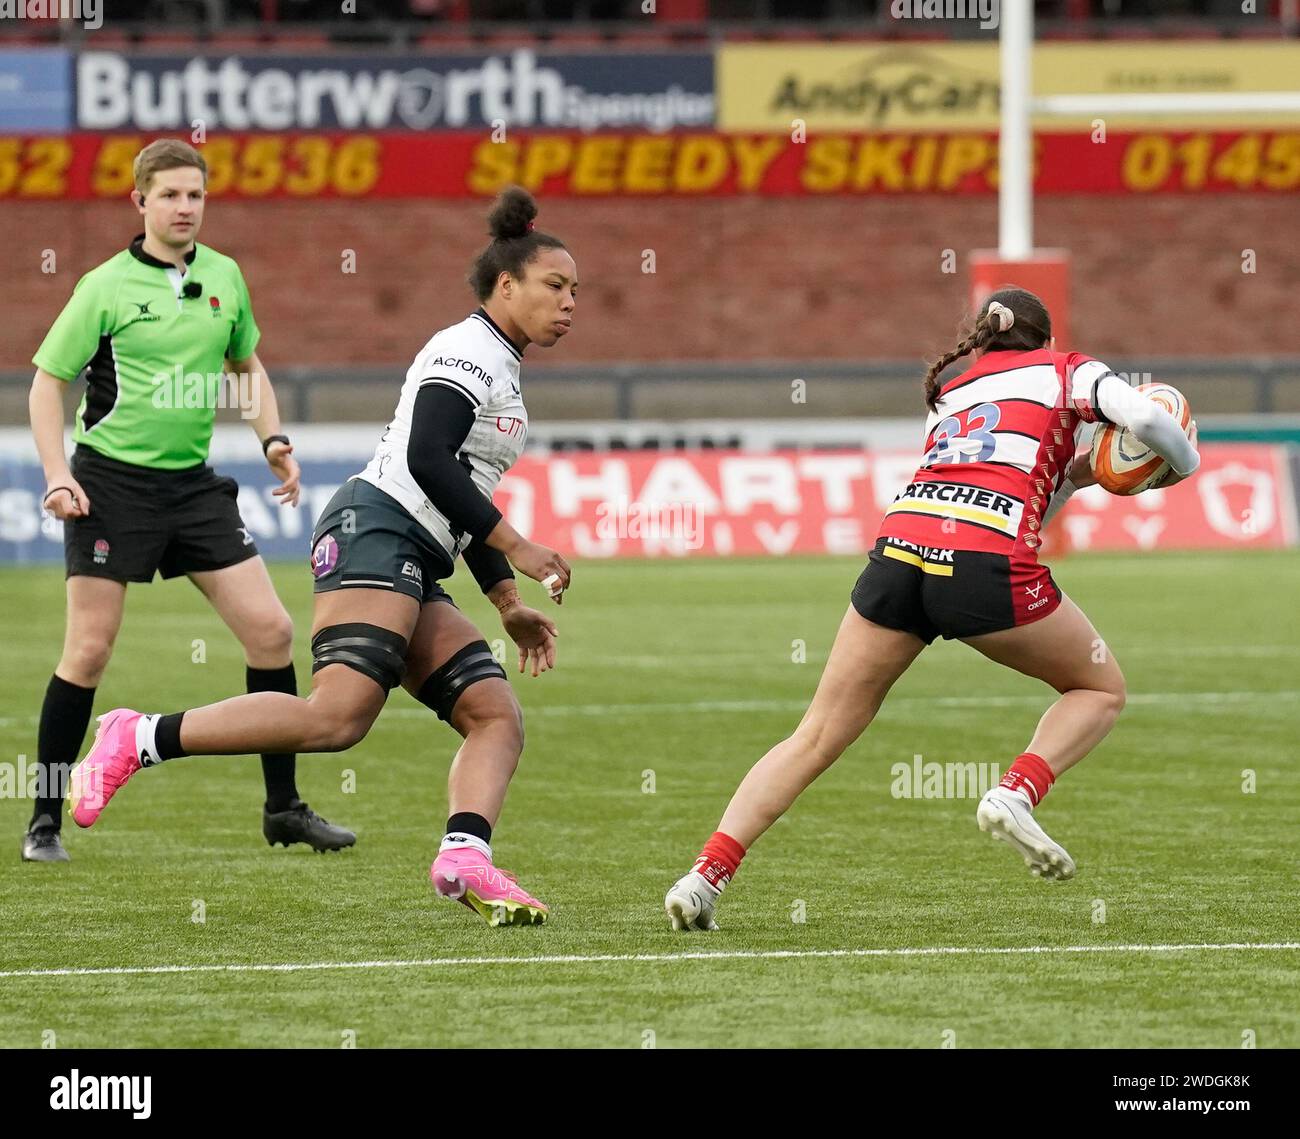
[1089,382,1193,496]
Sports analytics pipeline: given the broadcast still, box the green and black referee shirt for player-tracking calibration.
[32,235,260,470]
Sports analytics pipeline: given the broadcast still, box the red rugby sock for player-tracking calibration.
[999,752,1056,807]
[691,831,746,891]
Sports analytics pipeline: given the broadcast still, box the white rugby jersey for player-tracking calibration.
[355,308,527,562]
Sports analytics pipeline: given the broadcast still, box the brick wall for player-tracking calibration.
[7,194,1299,372]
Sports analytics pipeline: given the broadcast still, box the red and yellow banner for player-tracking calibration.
[4,131,1300,199]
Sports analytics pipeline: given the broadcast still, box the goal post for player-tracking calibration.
[972,0,1071,348]
[972,0,1300,352]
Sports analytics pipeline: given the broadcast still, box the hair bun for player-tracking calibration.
[487,185,539,242]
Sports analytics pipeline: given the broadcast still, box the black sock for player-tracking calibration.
[446,812,492,845]
[32,674,96,828]
[154,713,190,761]
[247,664,299,812]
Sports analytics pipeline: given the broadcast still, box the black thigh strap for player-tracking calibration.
[311,623,408,692]
[415,640,507,722]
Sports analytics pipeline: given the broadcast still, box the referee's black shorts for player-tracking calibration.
[63,444,260,582]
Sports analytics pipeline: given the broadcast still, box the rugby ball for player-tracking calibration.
[1089,382,1192,496]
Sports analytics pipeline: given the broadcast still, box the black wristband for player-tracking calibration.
[261,433,290,456]
[463,539,516,595]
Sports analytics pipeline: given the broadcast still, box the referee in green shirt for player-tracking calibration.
[23,139,353,860]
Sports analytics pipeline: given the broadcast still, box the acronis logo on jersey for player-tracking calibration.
[427,356,494,387]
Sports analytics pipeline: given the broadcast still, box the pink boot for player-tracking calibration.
[67,709,144,828]
[430,846,548,926]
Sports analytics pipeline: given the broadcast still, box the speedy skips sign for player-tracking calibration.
[74,50,714,133]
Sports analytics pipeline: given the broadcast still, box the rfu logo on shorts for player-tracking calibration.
[237,526,253,546]
[401,560,424,584]
[92,538,110,565]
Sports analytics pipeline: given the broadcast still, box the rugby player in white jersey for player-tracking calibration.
[64,187,576,927]
[665,287,1201,931]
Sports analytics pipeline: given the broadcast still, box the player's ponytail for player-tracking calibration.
[468,185,567,301]
[922,286,1052,411]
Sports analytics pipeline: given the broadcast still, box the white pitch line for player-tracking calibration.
[365,689,1296,720]
[535,690,1300,716]
[445,690,1300,718]
[0,690,1296,730]
[572,645,1300,666]
[3,942,1299,981]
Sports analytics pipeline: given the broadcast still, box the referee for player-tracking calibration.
[22,138,353,861]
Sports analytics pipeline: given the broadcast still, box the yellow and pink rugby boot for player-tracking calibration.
[66,708,146,828]
[430,839,548,927]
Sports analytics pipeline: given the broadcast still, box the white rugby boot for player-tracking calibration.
[977,786,1076,880]
[665,870,722,932]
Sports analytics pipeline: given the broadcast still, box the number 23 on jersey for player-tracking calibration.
[924,402,1002,465]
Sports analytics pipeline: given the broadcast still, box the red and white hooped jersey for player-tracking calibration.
[876,348,1115,558]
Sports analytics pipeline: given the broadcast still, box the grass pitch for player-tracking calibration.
[1,551,1297,1048]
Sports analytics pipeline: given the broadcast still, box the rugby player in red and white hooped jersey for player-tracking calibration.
[665,286,1201,931]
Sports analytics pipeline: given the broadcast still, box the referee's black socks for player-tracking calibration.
[32,674,96,829]
[247,664,300,813]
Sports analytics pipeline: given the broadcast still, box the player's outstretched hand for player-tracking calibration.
[507,540,572,604]
[502,604,558,677]
[42,474,91,520]
[266,441,301,508]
